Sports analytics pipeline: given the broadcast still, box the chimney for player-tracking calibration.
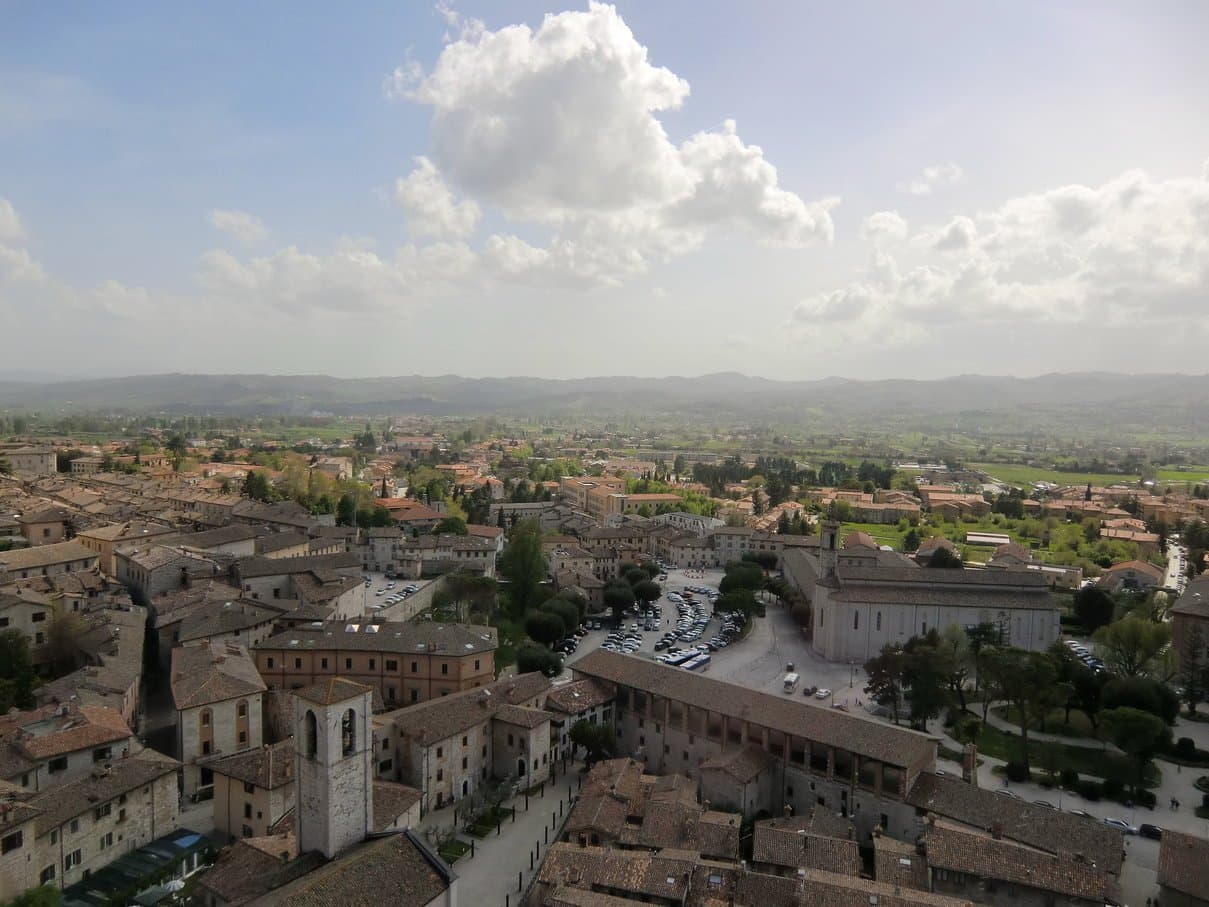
[962,743,979,786]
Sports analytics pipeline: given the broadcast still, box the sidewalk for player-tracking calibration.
[417,763,584,907]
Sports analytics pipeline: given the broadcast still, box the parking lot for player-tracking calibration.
[359,570,433,617]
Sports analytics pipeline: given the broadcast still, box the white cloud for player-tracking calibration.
[395,157,481,238]
[208,209,269,247]
[389,1,833,286]
[859,211,908,245]
[383,59,422,100]
[897,162,965,196]
[794,163,1209,337]
[0,199,26,244]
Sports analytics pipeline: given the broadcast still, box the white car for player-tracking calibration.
[1103,818,1138,835]
[814,688,832,700]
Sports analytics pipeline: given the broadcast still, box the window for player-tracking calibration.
[1,831,22,854]
[49,757,67,774]
[243,824,254,837]
[117,808,126,824]
[474,659,480,671]
[237,701,248,718]
[93,747,112,762]
[31,612,46,622]
[201,710,211,727]
[304,710,318,757]
[266,657,274,669]
[345,658,353,670]
[436,769,443,781]
[35,632,44,645]
[411,661,418,673]
[341,708,356,756]
[462,757,468,769]
[854,611,859,631]
[49,830,57,845]
[876,612,882,631]
[239,730,247,744]
[462,736,468,746]
[202,741,212,755]
[244,803,252,819]
[0,618,8,628]
[441,663,448,675]
[321,658,329,670]
[97,831,112,849]
[386,660,398,671]
[379,759,393,773]
[507,734,514,746]
[295,658,302,669]
[40,865,55,885]
[436,746,443,758]
[410,689,419,703]
[69,819,79,834]
[65,850,82,871]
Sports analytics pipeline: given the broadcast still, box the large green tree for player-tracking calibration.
[864,644,906,725]
[603,581,636,623]
[432,516,468,536]
[1100,706,1166,795]
[516,643,562,676]
[524,611,565,647]
[1093,616,1171,677]
[499,520,547,616]
[1073,586,1117,632]
[984,648,1070,775]
[569,719,616,766]
[0,630,36,713]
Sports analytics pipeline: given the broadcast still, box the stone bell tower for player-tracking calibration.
[294,678,375,859]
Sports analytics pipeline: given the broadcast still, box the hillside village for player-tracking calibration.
[0,427,1207,907]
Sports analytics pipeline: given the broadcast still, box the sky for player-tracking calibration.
[2,1,1208,381]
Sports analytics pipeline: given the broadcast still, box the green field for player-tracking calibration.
[970,463,1140,488]
[1155,467,1209,483]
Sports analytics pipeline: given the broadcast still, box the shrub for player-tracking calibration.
[1176,737,1198,759]
[1078,780,1103,801]
[1004,761,1030,783]
[953,715,981,742]
[1060,768,1080,789]
[1134,790,1157,810]
[1102,777,1125,798]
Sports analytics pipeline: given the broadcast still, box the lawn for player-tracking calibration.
[952,718,1159,788]
[969,463,1140,488]
[992,705,1097,740]
[466,805,514,837]
[438,839,472,863]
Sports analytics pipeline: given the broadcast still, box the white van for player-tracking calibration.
[783,672,800,693]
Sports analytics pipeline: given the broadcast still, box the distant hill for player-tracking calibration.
[1,371,1207,438]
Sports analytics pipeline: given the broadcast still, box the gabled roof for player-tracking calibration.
[1158,829,1209,901]
[296,677,373,706]
[211,739,294,789]
[171,641,266,710]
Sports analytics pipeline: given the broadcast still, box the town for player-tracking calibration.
[0,417,1206,907]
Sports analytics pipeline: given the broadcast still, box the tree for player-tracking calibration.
[633,580,662,604]
[902,632,953,728]
[336,493,357,527]
[936,624,973,712]
[1100,706,1165,795]
[1073,586,1117,633]
[777,510,791,535]
[926,547,963,568]
[965,623,1001,696]
[672,454,686,478]
[569,719,617,766]
[902,528,921,553]
[624,567,648,587]
[603,581,636,623]
[1179,623,1208,716]
[524,611,566,647]
[790,601,811,627]
[1092,616,1171,677]
[539,598,581,637]
[1102,676,1180,726]
[244,470,273,502]
[0,630,36,713]
[985,648,1070,774]
[516,643,562,677]
[432,516,468,536]
[0,457,11,476]
[499,520,547,616]
[864,644,906,724]
[715,589,759,618]
[719,562,765,593]
[6,886,60,907]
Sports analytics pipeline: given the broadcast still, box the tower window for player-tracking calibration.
[341,708,356,756]
[305,710,318,758]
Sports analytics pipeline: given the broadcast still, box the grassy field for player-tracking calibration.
[1155,467,1209,483]
[970,463,1140,488]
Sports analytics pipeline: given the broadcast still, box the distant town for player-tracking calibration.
[0,414,1207,907]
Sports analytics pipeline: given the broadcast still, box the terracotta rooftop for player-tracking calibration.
[295,677,374,706]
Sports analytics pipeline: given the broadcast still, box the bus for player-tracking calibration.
[664,651,697,666]
[782,672,800,693]
[683,654,711,672]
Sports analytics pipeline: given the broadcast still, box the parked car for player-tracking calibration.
[1103,818,1137,835]
[995,789,1022,800]
[1032,799,1057,810]
[1068,809,1095,820]
[814,688,832,700]
[1138,823,1163,840]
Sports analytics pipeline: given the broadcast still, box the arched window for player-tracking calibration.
[200,708,212,730]
[341,709,356,756]
[304,710,318,758]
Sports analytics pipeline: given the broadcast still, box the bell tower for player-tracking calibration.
[294,678,375,859]
[819,521,840,583]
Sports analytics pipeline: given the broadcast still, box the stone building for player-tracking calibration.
[1158,829,1209,907]
[171,642,266,798]
[0,702,135,793]
[571,649,937,842]
[785,523,1059,663]
[211,739,296,840]
[0,541,99,581]
[254,621,496,708]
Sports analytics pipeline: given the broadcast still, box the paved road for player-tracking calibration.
[417,764,582,907]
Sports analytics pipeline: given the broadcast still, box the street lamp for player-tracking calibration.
[849,660,856,689]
